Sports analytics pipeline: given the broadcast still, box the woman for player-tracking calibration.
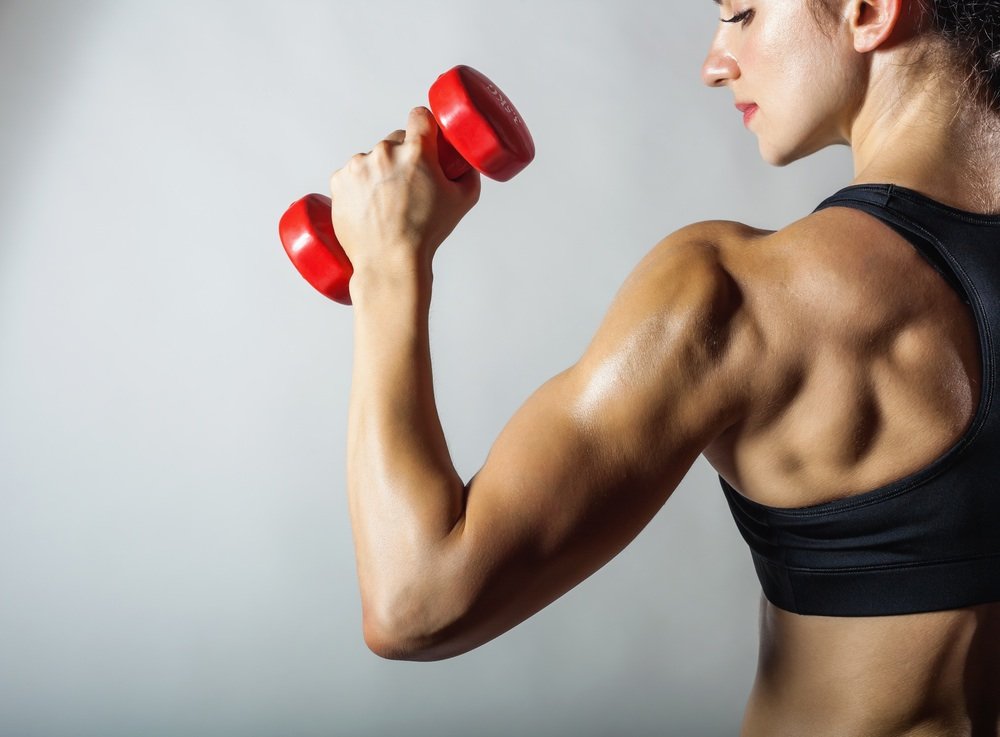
[329,0,1000,733]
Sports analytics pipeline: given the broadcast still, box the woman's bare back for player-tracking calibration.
[702,204,1000,735]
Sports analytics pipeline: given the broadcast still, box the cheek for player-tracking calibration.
[764,39,837,119]
[748,11,828,101]
[740,25,792,103]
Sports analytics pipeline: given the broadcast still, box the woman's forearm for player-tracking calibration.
[346,262,467,655]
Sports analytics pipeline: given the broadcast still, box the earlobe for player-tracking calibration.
[851,0,903,54]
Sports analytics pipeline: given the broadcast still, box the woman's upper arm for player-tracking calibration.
[406,225,761,660]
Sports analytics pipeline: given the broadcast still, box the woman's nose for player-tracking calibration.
[701,48,739,87]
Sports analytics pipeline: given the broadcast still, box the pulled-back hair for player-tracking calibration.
[811,0,1000,113]
[928,0,1000,110]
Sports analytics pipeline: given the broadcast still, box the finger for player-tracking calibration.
[405,106,438,151]
[356,130,404,159]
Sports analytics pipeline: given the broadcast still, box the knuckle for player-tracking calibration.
[400,143,422,164]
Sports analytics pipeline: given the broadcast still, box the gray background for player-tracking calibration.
[0,2,853,736]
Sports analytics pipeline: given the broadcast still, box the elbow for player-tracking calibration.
[362,619,425,661]
[360,591,471,662]
[361,624,406,661]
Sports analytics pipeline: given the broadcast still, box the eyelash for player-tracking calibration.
[721,9,754,25]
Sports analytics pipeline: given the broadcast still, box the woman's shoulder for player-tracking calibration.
[651,208,909,352]
[640,209,874,306]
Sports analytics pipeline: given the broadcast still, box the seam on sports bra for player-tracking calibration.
[779,549,1000,574]
[726,456,959,516]
[766,508,800,611]
[840,183,1000,223]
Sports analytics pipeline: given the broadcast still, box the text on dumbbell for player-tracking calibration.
[487,84,522,126]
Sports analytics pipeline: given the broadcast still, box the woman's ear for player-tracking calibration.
[848,0,905,54]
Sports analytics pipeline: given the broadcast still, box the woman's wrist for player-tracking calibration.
[348,252,434,308]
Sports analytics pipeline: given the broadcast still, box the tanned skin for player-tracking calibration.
[330,0,1000,732]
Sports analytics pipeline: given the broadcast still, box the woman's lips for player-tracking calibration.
[736,103,758,125]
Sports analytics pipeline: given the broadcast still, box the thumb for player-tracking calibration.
[405,106,438,156]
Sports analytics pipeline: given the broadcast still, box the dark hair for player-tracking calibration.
[811,0,1000,113]
[927,0,1000,111]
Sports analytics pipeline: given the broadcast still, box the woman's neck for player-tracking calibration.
[849,64,1000,214]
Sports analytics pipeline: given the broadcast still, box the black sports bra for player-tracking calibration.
[719,183,1000,616]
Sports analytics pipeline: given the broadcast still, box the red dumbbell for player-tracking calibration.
[279,65,535,304]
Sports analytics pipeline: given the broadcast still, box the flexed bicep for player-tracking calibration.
[381,227,759,661]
